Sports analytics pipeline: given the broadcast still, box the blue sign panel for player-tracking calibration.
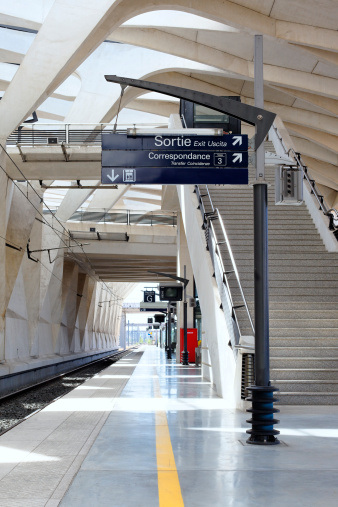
[102,133,248,151]
[102,150,248,169]
[101,167,248,185]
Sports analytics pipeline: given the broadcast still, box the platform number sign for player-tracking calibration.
[214,153,227,166]
[144,291,156,303]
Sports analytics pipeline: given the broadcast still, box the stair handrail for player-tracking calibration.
[195,185,255,339]
[291,150,329,213]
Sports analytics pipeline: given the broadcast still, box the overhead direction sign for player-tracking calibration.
[102,133,248,151]
[102,149,248,169]
[102,167,248,185]
[101,132,249,185]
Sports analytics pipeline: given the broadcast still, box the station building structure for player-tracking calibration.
[0,0,337,407]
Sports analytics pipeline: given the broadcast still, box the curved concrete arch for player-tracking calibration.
[64,42,220,124]
[285,122,338,155]
[110,25,338,100]
[1,0,336,140]
[301,156,338,191]
[291,136,338,167]
[245,99,338,137]
[271,86,338,117]
[126,98,179,117]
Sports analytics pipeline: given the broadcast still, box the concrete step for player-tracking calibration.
[269,319,338,329]
[229,245,326,253]
[235,266,338,274]
[276,393,338,405]
[224,229,321,237]
[270,368,338,381]
[241,304,338,314]
[270,328,338,337]
[230,286,338,296]
[223,236,323,244]
[273,380,338,393]
[233,254,338,264]
[269,337,338,347]
[243,294,338,302]
[204,179,338,405]
[270,357,338,369]
[237,310,338,322]
[270,346,338,358]
[215,207,311,216]
[222,226,317,234]
[232,272,338,281]
[224,215,313,222]
[222,244,326,253]
[263,303,338,311]
[233,252,338,261]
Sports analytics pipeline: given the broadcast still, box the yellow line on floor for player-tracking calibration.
[154,371,185,507]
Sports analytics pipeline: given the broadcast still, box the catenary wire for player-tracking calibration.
[0,144,121,299]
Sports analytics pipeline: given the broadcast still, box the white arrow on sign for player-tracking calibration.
[232,153,243,163]
[107,170,119,183]
[232,136,242,146]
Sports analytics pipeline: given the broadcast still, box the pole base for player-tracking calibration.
[167,348,172,360]
[246,385,280,445]
[181,350,189,365]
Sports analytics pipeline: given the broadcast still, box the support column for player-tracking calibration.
[246,35,280,445]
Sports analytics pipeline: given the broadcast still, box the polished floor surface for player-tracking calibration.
[59,346,338,507]
[0,350,142,506]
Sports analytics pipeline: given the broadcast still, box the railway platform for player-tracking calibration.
[0,346,338,506]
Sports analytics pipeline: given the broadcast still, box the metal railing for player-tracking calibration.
[44,208,177,227]
[195,185,255,346]
[6,123,168,146]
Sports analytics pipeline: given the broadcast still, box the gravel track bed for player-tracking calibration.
[0,355,124,434]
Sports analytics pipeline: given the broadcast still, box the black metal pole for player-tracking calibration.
[167,304,172,359]
[254,183,270,386]
[182,265,189,365]
[246,35,279,445]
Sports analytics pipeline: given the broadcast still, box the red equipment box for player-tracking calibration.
[180,328,198,363]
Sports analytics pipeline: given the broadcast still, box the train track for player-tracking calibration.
[0,348,136,436]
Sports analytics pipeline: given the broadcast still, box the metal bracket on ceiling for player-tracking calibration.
[16,143,26,162]
[61,142,70,162]
[105,75,276,149]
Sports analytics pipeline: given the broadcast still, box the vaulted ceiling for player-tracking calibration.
[0,0,337,213]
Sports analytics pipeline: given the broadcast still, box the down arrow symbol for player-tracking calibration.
[107,170,119,183]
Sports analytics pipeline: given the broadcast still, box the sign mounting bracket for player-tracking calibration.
[105,75,276,149]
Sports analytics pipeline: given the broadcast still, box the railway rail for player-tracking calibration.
[0,348,136,436]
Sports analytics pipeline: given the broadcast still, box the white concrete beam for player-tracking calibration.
[290,136,338,167]
[285,122,338,154]
[0,0,120,137]
[271,86,338,116]
[301,156,338,192]
[126,98,179,117]
[55,181,100,222]
[87,186,130,211]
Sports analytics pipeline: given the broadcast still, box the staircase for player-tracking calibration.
[200,142,338,404]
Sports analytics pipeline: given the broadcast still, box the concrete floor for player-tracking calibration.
[0,350,143,506]
[60,346,338,507]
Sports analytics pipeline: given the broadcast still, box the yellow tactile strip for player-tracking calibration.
[0,350,143,506]
[154,370,185,507]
